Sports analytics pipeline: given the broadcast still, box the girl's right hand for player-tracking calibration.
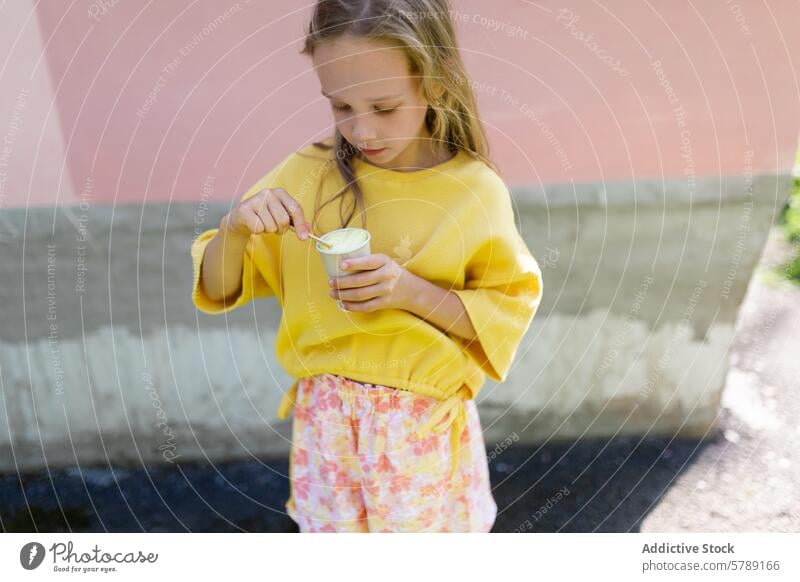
[220,187,311,241]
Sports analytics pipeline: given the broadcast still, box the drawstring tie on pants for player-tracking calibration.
[277,378,472,480]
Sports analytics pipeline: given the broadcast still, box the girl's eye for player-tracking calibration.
[331,103,397,115]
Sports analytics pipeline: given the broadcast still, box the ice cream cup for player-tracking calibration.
[315,227,372,283]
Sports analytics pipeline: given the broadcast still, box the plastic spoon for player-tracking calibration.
[289,224,333,248]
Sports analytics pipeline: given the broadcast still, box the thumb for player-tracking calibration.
[296,222,310,240]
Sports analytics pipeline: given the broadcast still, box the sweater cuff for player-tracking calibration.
[450,271,542,382]
[190,228,272,314]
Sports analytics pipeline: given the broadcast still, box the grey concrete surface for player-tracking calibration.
[640,225,800,532]
[2,228,797,533]
[0,172,792,472]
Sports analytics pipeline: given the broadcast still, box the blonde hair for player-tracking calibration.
[300,0,497,231]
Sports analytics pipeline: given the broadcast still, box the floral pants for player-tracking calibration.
[285,373,497,532]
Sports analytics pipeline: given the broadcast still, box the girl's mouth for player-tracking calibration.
[361,147,386,157]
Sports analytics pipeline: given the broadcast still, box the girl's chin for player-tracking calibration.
[356,150,392,164]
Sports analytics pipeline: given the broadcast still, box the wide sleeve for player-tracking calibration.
[190,228,280,315]
[190,161,288,315]
[449,183,543,383]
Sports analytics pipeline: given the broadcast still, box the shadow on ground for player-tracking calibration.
[0,434,712,533]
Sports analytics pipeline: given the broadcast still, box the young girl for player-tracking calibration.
[190,0,543,532]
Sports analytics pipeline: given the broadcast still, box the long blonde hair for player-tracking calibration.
[300,0,497,231]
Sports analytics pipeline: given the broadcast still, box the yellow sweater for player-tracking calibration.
[190,142,543,478]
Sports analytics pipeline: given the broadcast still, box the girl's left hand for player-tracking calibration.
[328,253,415,312]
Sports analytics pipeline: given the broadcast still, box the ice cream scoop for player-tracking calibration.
[317,228,369,254]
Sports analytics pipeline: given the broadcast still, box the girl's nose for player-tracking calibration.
[352,122,376,143]
[353,132,376,146]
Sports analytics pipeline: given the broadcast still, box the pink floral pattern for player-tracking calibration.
[285,373,497,532]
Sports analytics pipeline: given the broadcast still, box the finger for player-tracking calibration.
[276,190,309,240]
[266,195,291,234]
[222,212,254,236]
[339,254,386,272]
[236,207,263,234]
[331,268,383,290]
[340,297,381,312]
[250,202,277,234]
[333,283,385,302]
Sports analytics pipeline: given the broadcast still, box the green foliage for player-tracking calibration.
[783,176,800,227]
[778,156,800,282]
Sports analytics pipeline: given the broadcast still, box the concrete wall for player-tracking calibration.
[1,170,787,471]
[1,1,799,471]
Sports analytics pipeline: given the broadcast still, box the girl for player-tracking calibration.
[190,0,543,532]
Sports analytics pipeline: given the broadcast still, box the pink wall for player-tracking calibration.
[2,1,799,208]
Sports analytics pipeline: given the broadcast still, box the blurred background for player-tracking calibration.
[1,0,799,532]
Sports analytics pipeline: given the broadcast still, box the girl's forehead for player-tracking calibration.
[319,77,413,104]
[313,37,415,99]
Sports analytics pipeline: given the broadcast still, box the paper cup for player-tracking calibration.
[315,226,372,282]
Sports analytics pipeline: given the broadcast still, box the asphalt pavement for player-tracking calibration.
[2,227,797,533]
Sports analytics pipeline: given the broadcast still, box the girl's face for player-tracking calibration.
[312,35,442,170]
